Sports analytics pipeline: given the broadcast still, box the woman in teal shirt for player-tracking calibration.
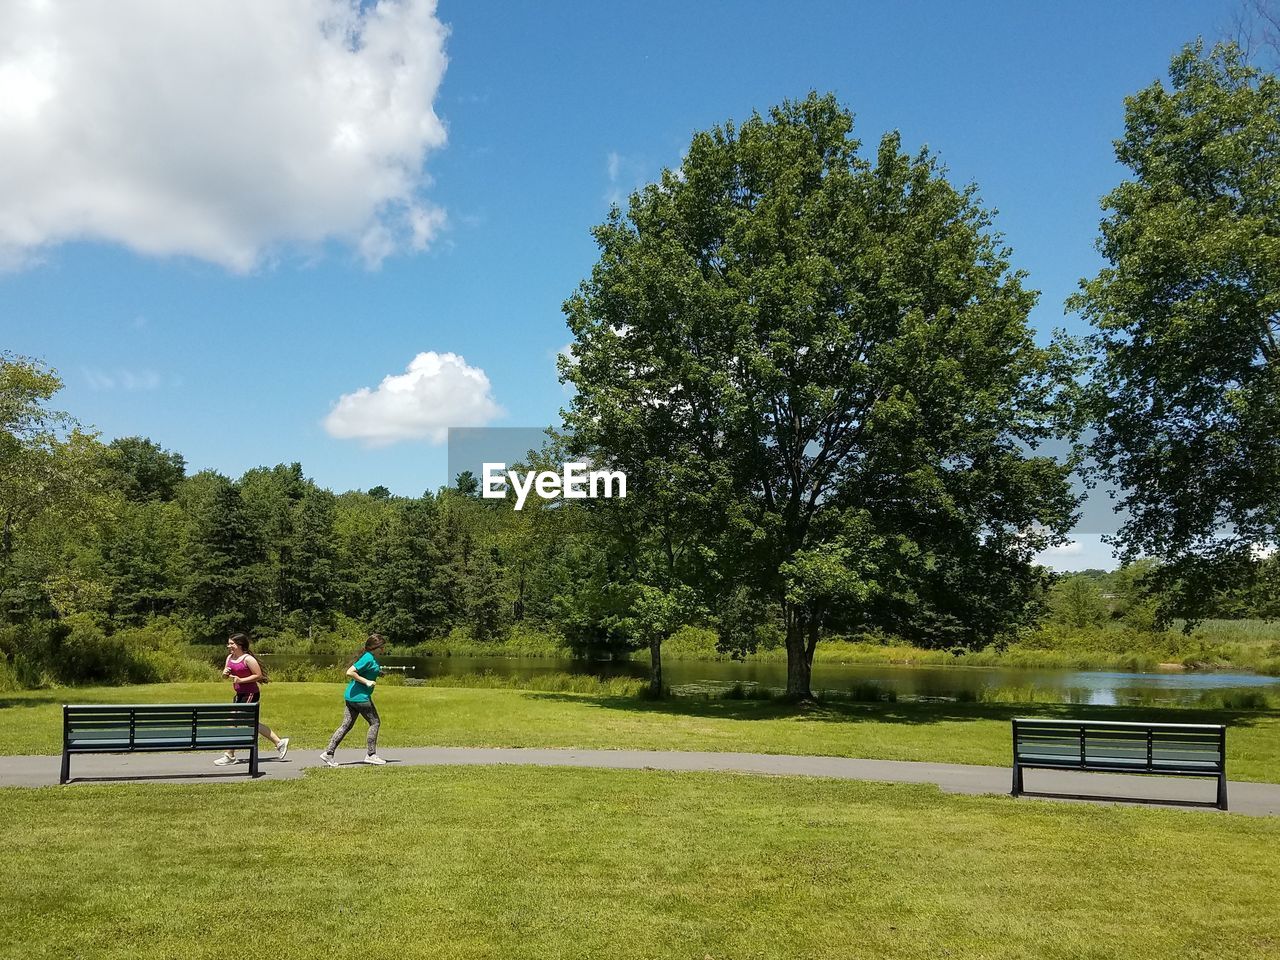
[319,633,388,766]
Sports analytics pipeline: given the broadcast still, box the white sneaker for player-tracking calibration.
[276,738,289,760]
[319,752,338,767]
[214,753,236,766]
[363,754,387,765]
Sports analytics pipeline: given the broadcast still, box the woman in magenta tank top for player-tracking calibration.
[215,633,290,766]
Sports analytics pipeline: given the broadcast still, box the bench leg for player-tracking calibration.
[1217,773,1228,811]
[250,744,259,778]
[1011,763,1023,797]
[60,750,70,785]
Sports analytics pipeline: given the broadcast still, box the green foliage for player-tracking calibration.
[714,586,784,658]
[453,470,479,495]
[182,472,267,640]
[0,615,217,687]
[1046,574,1109,629]
[252,613,372,655]
[57,613,134,683]
[0,354,112,616]
[286,487,337,628]
[394,624,569,659]
[562,92,1082,695]
[101,500,184,623]
[366,496,447,644]
[103,437,185,503]
[12,73,1280,688]
[551,543,641,659]
[659,625,722,659]
[1075,42,1280,615]
[465,549,509,643]
[238,462,306,625]
[421,670,645,697]
[717,681,777,701]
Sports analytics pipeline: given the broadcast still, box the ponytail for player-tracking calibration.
[349,632,386,667]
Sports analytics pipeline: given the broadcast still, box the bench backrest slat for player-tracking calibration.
[1013,717,1225,774]
[63,703,258,751]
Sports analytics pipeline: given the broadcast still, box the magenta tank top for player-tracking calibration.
[226,655,259,694]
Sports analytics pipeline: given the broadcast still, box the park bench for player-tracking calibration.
[1011,717,1228,810]
[61,702,260,784]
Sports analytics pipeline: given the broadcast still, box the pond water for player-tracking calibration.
[259,653,1280,707]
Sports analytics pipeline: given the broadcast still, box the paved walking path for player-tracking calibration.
[5,746,1280,815]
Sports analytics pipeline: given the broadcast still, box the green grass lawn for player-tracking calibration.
[5,681,1280,782]
[2,766,1278,959]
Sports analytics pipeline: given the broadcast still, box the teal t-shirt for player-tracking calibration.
[344,651,382,703]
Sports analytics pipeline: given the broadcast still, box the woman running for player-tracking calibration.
[216,633,289,765]
[319,633,387,766]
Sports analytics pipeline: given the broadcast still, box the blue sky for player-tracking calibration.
[0,0,1240,570]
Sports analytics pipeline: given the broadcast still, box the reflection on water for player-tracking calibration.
[261,653,1280,707]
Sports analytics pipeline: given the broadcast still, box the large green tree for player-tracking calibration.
[103,437,186,503]
[239,463,308,626]
[1073,42,1280,616]
[182,473,267,640]
[563,93,1080,698]
[367,496,447,644]
[101,500,185,623]
[286,487,338,633]
[0,355,110,620]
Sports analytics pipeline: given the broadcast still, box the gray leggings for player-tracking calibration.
[325,700,380,755]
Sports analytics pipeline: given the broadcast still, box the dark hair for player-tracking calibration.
[349,633,386,666]
[227,633,269,683]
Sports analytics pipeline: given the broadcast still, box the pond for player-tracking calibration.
[259,653,1280,707]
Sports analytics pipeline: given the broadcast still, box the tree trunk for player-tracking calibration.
[648,634,664,697]
[783,609,814,701]
[513,563,526,622]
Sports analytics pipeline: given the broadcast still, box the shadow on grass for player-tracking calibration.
[0,697,61,709]
[1014,789,1222,811]
[522,691,1277,730]
[66,771,266,785]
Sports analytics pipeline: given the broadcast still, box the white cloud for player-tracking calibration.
[83,367,162,391]
[324,351,503,446]
[0,0,450,271]
[605,150,639,207]
[1034,534,1122,572]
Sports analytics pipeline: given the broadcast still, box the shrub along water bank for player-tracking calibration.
[5,615,1280,694]
[0,616,219,691]
[643,623,1280,675]
[251,620,1280,675]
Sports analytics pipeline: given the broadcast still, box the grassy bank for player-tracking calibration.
[3,766,1278,959]
[653,622,1280,674]
[8,616,1280,696]
[240,618,1280,673]
[4,682,1280,782]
